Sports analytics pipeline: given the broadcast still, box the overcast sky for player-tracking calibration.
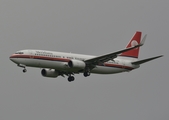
[0,0,168,120]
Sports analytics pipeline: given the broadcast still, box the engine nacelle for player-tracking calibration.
[41,69,59,78]
[68,59,86,70]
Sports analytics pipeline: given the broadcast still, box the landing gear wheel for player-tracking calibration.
[68,76,75,82]
[23,68,27,73]
[83,71,90,77]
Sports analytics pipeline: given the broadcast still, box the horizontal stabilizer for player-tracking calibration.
[131,55,163,65]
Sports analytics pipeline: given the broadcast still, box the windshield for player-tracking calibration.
[15,52,24,54]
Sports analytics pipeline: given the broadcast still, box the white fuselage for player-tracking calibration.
[10,49,139,74]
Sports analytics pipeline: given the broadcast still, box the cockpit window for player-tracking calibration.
[15,52,24,54]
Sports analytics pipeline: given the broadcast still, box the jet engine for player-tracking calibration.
[41,69,59,78]
[68,59,86,69]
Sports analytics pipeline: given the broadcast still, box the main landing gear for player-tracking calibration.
[83,71,90,77]
[18,64,27,73]
[67,71,90,82]
[68,75,75,82]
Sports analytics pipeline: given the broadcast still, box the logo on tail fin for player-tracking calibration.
[131,40,139,49]
[131,40,139,47]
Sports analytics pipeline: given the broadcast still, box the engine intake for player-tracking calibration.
[68,59,86,70]
[41,69,59,78]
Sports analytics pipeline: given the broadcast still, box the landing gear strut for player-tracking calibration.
[68,76,75,82]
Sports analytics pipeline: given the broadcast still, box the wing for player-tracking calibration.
[84,35,146,65]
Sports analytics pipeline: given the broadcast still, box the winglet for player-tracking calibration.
[140,34,147,46]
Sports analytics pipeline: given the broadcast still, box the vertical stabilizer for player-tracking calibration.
[120,31,142,58]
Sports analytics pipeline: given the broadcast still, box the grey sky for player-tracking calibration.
[0,0,168,120]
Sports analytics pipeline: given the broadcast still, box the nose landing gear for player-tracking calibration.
[23,68,27,73]
[17,64,27,73]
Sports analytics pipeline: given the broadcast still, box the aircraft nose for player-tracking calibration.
[9,54,14,60]
[9,54,17,63]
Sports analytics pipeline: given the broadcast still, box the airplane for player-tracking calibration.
[9,31,163,82]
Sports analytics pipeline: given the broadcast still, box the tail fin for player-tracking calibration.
[120,31,142,58]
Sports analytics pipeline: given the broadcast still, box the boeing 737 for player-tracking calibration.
[9,31,163,82]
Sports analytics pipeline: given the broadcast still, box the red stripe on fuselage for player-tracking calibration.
[10,54,70,62]
[104,63,134,70]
